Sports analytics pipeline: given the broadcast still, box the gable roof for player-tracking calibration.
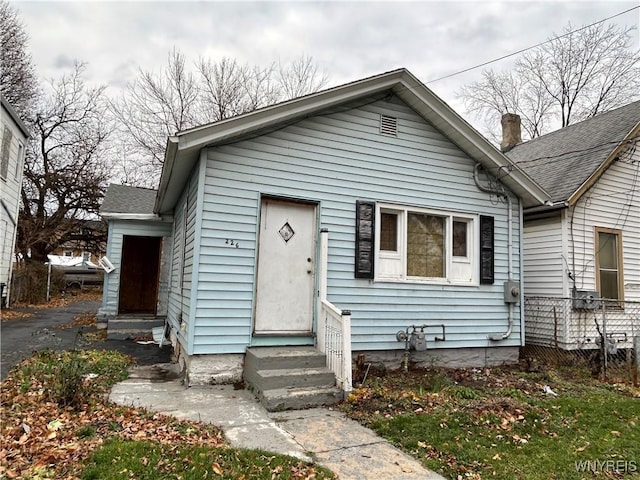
[101,184,158,218]
[507,101,640,207]
[155,68,549,213]
[1,93,30,139]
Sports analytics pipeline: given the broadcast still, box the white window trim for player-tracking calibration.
[15,142,24,179]
[594,226,624,301]
[375,203,479,285]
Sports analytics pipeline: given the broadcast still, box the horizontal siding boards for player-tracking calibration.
[570,154,640,302]
[102,221,118,312]
[523,217,565,297]
[102,219,172,315]
[166,168,201,351]
[194,96,523,353]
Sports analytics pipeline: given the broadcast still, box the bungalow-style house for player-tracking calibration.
[0,94,29,308]
[505,102,640,350]
[100,69,549,407]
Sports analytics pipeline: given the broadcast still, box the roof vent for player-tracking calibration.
[380,114,398,137]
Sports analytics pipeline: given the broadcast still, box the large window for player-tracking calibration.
[375,204,477,283]
[595,227,624,300]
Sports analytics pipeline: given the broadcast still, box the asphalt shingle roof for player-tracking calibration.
[101,184,158,215]
[506,101,640,203]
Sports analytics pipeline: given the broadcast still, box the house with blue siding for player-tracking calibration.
[100,69,549,407]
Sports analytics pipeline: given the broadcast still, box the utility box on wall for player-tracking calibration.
[503,281,520,303]
[572,290,600,310]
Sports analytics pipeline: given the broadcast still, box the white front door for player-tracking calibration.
[254,198,316,334]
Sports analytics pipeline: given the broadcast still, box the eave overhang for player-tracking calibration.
[567,122,640,207]
[101,213,171,222]
[155,68,550,214]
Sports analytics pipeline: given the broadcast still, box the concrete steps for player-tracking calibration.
[243,346,343,412]
[107,316,165,340]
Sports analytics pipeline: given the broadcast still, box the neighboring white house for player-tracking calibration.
[0,94,29,308]
[506,101,640,350]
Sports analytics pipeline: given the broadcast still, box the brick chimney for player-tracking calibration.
[500,113,522,153]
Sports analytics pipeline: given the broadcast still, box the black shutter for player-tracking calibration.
[355,201,375,279]
[479,215,494,285]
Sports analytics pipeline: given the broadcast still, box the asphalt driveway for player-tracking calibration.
[1,299,172,380]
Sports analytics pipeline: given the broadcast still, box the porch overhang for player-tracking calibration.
[101,213,172,222]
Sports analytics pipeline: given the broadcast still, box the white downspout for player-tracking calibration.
[473,164,514,341]
[488,193,514,341]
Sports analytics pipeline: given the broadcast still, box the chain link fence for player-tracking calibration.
[522,296,640,385]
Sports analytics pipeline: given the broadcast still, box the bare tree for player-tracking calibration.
[278,54,329,99]
[459,22,640,140]
[0,0,38,119]
[198,56,251,121]
[111,50,328,187]
[17,62,113,262]
[110,49,198,180]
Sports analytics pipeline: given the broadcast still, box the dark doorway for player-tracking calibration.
[118,236,162,314]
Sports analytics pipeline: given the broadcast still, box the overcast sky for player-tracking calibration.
[13,0,640,126]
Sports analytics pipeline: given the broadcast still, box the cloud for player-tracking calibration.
[53,54,75,69]
[14,0,640,112]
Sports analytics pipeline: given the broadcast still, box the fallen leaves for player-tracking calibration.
[511,434,529,444]
[0,352,224,479]
[0,310,34,321]
[11,290,103,310]
[58,312,97,329]
[212,461,223,475]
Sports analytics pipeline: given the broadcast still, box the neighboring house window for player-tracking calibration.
[595,227,624,300]
[1,220,7,264]
[82,251,91,262]
[15,142,24,179]
[1,125,12,180]
[63,251,73,257]
[375,203,477,283]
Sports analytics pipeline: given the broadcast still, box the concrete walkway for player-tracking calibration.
[109,366,445,480]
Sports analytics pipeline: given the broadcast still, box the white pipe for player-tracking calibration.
[519,200,525,346]
[473,164,514,341]
[46,262,52,302]
[319,229,329,302]
[489,193,514,341]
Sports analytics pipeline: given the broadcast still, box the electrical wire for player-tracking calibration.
[568,144,639,283]
[425,5,640,84]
